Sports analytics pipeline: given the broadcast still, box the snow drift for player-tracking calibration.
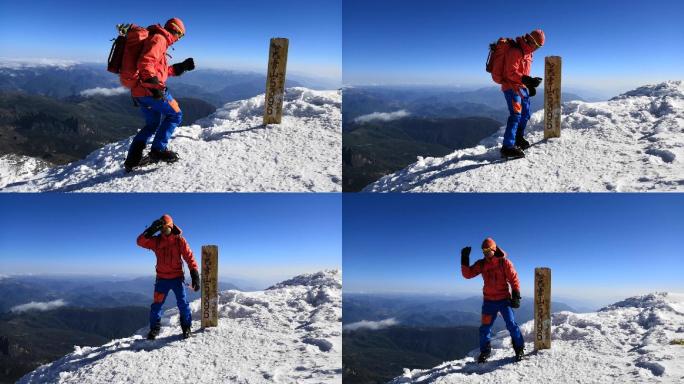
[365,81,684,192]
[391,292,684,383]
[18,270,342,384]
[0,87,341,192]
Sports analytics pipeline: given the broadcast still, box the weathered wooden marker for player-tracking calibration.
[201,245,219,328]
[263,37,289,125]
[544,56,562,138]
[534,267,552,350]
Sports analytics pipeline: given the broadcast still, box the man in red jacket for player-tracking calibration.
[124,17,196,172]
[461,237,525,362]
[500,29,544,159]
[137,214,200,340]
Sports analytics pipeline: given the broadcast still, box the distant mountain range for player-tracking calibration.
[342,85,587,125]
[343,116,501,191]
[343,326,479,384]
[0,275,241,314]
[342,85,589,191]
[0,275,243,383]
[0,62,322,165]
[0,92,215,164]
[0,306,148,384]
[343,293,576,329]
[342,293,578,384]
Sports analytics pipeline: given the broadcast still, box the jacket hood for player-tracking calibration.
[148,24,178,45]
[515,36,536,55]
[485,246,508,261]
[160,224,182,237]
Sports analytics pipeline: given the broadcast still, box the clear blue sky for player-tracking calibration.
[343,194,684,305]
[0,0,341,81]
[343,0,684,96]
[0,194,341,287]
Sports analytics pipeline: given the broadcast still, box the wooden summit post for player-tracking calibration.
[544,56,562,139]
[263,37,289,125]
[534,267,552,350]
[201,245,218,328]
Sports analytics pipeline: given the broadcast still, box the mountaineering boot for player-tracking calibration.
[147,325,160,340]
[514,346,525,362]
[515,135,531,150]
[124,140,147,172]
[181,324,191,339]
[500,145,525,159]
[150,148,179,163]
[477,350,490,363]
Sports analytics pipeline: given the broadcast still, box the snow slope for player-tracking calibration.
[0,154,52,187]
[18,270,342,384]
[1,87,341,192]
[366,81,684,192]
[391,292,684,384]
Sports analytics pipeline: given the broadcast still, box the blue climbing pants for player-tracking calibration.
[502,87,531,148]
[132,91,183,151]
[150,277,192,329]
[479,299,524,353]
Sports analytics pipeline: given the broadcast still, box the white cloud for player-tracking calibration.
[343,317,399,331]
[80,87,127,97]
[10,299,67,313]
[0,57,79,69]
[354,110,410,123]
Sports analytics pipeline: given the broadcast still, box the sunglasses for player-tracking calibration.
[170,22,184,39]
[527,34,541,48]
[482,247,496,253]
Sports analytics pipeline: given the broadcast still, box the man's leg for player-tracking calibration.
[502,89,523,149]
[170,277,192,329]
[151,92,183,153]
[500,301,525,349]
[515,88,532,146]
[479,300,499,355]
[124,98,162,169]
[150,278,172,332]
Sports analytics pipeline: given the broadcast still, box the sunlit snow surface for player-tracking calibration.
[366,81,684,192]
[0,87,341,192]
[18,270,342,384]
[391,292,684,384]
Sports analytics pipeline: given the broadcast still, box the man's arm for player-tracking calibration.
[179,237,199,271]
[504,259,520,291]
[136,218,163,250]
[137,233,157,250]
[461,248,483,279]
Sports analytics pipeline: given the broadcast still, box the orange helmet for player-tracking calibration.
[161,214,174,228]
[528,29,545,48]
[164,18,186,39]
[482,237,496,250]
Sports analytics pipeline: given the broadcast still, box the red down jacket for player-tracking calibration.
[130,24,181,98]
[501,36,536,93]
[137,225,198,279]
[461,247,521,301]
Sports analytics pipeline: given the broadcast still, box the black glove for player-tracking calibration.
[522,75,542,88]
[172,58,195,76]
[143,76,165,100]
[460,246,471,266]
[511,290,521,308]
[143,219,163,238]
[190,269,200,292]
[527,86,537,97]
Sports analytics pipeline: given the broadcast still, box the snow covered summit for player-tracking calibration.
[18,270,342,384]
[0,87,341,192]
[390,292,684,384]
[365,81,684,192]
